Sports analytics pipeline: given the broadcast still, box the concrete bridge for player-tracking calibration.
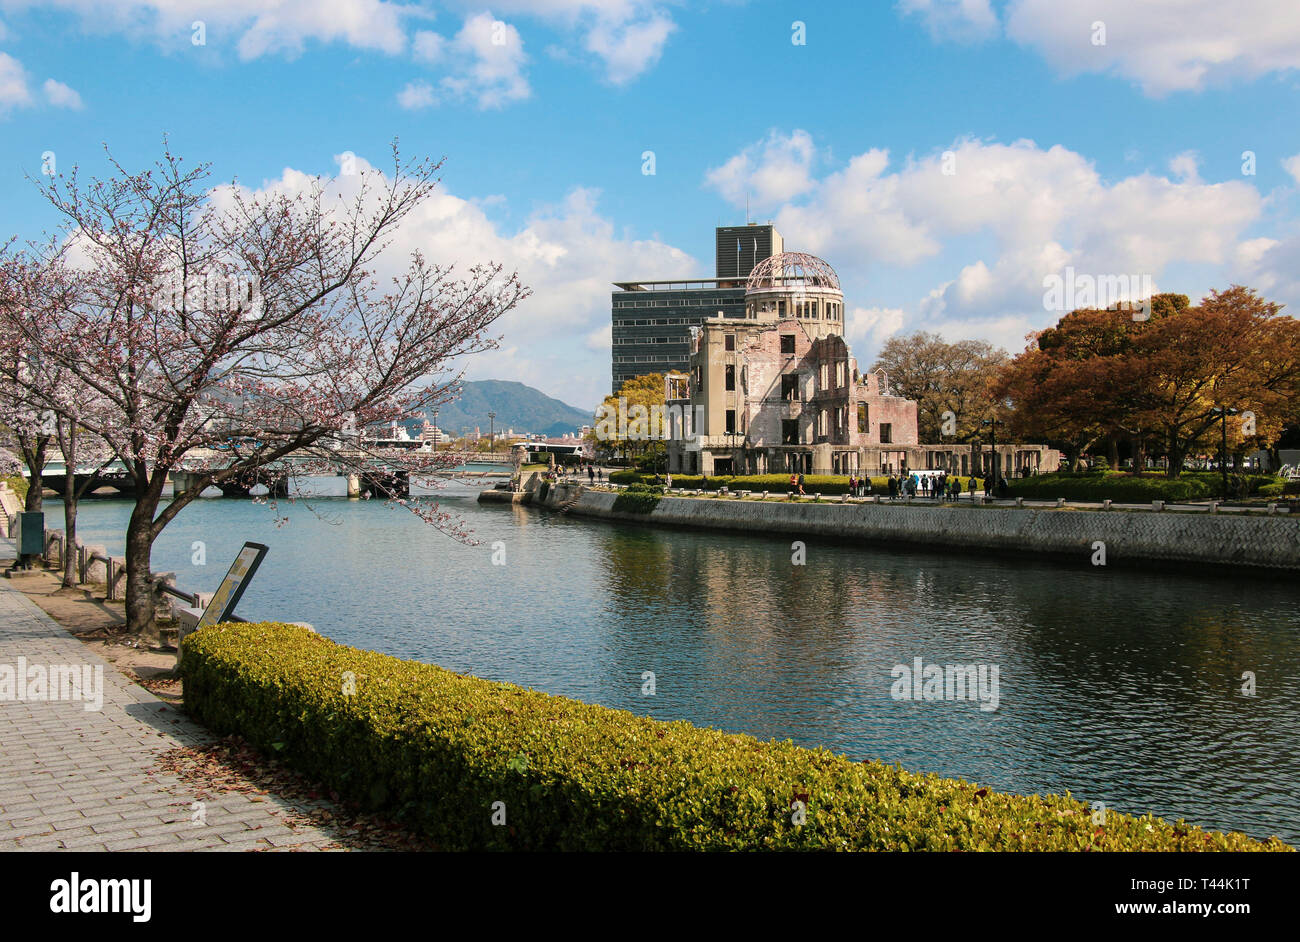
[25,449,511,500]
[25,460,137,497]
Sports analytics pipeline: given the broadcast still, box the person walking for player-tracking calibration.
[968,476,976,501]
[587,465,595,483]
[888,475,898,500]
[848,473,856,498]
[797,471,806,496]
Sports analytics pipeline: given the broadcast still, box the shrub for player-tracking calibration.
[612,490,661,513]
[181,623,1289,852]
[606,472,979,497]
[1007,472,1280,503]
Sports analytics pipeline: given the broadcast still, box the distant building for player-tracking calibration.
[610,223,782,392]
[419,420,447,445]
[665,252,1059,478]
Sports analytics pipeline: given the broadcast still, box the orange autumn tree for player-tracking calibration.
[1131,287,1300,476]
[994,288,1300,476]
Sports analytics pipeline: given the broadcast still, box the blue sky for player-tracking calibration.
[3,0,1300,411]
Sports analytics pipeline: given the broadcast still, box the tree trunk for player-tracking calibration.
[1167,442,1184,478]
[1134,435,1147,476]
[61,474,78,588]
[24,472,42,511]
[124,499,159,643]
[1107,434,1119,471]
[21,437,48,511]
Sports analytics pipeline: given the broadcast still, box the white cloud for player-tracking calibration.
[408,13,530,109]
[704,129,818,210]
[1004,0,1300,96]
[22,1,409,59]
[711,131,1269,350]
[42,78,83,109]
[1283,153,1300,186]
[583,10,674,84]
[221,156,693,409]
[585,322,611,351]
[412,30,447,63]
[847,306,906,351]
[897,0,999,42]
[396,80,436,110]
[0,52,31,114]
[1168,150,1200,183]
[1233,230,1300,309]
[459,0,677,84]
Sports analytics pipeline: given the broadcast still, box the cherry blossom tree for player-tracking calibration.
[0,144,528,639]
[0,250,118,584]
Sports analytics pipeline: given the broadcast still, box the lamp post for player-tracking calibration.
[487,411,496,454]
[981,416,998,496]
[1211,405,1239,499]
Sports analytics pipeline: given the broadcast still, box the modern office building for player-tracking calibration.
[610,224,781,392]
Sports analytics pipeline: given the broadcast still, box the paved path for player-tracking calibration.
[0,538,340,851]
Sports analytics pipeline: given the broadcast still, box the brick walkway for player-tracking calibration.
[0,538,341,851]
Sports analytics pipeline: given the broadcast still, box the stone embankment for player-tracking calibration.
[511,482,1300,572]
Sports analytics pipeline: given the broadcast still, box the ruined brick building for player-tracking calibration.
[664,252,1059,478]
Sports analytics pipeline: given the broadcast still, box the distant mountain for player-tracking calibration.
[410,380,592,438]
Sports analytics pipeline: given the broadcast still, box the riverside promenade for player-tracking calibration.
[0,536,338,851]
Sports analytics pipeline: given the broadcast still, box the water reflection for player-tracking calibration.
[61,494,1300,842]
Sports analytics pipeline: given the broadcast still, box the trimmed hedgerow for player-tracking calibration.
[609,471,976,497]
[1007,471,1279,503]
[612,488,661,513]
[181,623,1289,852]
[1258,480,1300,498]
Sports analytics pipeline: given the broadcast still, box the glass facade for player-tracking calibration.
[610,285,745,392]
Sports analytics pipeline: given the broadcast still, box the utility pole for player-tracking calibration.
[488,411,496,454]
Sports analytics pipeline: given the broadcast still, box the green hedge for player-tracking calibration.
[610,471,977,497]
[180,623,1288,851]
[1258,481,1300,498]
[612,489,661,513]
[1007,471,1280,503]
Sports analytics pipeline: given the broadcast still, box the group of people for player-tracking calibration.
[868,472,1009,501]
[881,473,953,500]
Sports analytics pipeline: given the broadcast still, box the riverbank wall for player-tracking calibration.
[526,483,1300,572]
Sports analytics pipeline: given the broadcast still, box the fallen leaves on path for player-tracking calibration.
[149,735,439,852]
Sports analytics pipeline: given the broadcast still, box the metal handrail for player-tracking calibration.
[159,584,202,608]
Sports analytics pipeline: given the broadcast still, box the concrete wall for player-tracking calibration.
[540,486,1300,572]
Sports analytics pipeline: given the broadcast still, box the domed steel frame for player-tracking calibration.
[745,251,841,294]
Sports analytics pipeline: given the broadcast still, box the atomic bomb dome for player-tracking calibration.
[745,252,841,294]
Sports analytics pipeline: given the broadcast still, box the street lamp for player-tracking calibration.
[487,411,496,454]
[1211,405,1239,499]
[981,416,998,495]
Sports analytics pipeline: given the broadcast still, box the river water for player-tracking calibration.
[55,481,1300,843]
